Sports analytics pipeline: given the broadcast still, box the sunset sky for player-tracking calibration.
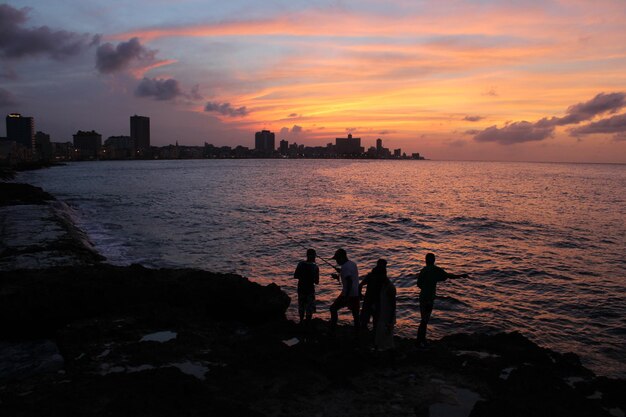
[2,0,626,162]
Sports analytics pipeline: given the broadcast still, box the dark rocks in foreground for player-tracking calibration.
[0,264,290,339]
[0,182,54,206]
[0,266,624,417]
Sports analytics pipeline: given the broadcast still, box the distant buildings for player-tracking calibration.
[104,135,134,159]
[73,130,102,159]
[34,131,52,161]
[130,115,150,154]
[6,113,34,151]
[1,111,426,164]
[279,139,288,156]
[335,133,363,156]
[255,130,275,155]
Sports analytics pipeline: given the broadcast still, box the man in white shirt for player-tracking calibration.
[329,248,360,334]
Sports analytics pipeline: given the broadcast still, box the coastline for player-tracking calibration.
[1,180,624,417]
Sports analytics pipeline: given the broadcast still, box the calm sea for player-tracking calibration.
[19,160,626,378]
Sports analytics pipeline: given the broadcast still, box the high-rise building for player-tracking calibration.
[376,138,383,153]
[34,131,52,161]
[335,133,363,155]
[73,130,102,159]
[130,115,150,152]
[279,139,288,155]
[255,130,275,155]
[6,113,34,150]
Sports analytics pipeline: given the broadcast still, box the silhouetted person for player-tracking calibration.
[416,253,469,348]
[375,267,396,352]
[329,248,360,334]
[359,259,387,334]
[294,249,320,328]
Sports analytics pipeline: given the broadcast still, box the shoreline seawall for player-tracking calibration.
[1,180,625,417]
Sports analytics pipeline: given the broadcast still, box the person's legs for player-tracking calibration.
[416,300,434,345]
[350,297,360,330]
[330,295,345,328]
[360,298,373,331]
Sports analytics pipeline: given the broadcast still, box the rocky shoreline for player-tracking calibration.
[1,181,625,416]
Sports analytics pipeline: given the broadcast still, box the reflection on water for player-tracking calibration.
[21,159,626,378]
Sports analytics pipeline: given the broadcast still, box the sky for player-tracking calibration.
[1,0,626,162]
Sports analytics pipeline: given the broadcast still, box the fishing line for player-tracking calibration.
[261,219,339,272]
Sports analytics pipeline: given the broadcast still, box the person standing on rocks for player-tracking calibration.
[416,253,469,348]
[375,263,396,352]
[294,248,320,328]
[329,248,360,335]
[359,259,388,334]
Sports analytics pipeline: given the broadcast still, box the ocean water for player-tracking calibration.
[19,160,626,378]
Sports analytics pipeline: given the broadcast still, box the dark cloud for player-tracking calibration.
[537,92,626,127]
[472,92,626,145]
[204,101,249,117]
[570,113,626,137]
[464,115,484,122]
[96,37,157,74]
[135,78,183,101]
[288,113,298,118]
[464,129,481,135]
[280,127,289,135]
[378,130,396,135]
[0,4,96,60]
[0,87,17,107]
[291,125,302,133]
[474,121,554,145]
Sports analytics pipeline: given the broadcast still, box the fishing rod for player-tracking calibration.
[263,220,340,274]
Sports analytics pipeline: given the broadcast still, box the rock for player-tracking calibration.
[0,183,54,206]
[0,264,291,339]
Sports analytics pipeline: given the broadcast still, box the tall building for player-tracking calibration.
[376,138,383,153]
[34,131,52,161]
[6,113,34,150]
[335,133,363,155]
[255,130,275,155]
[130,115,150,152]
[73,130,102,159]
[279,139,288,155]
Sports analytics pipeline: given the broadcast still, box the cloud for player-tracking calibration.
[0,87,17,107]
[482,88,498,97]
[570,113,626,137]
[291,125,303,133]
[472,92,626,145]
[288,113,298,118]
[96,37,158,74]
[448,139,467,147]
[134,77,184,101]
[378,130,397,135]
[204,101,249,117]
[280,127,289,135]
[0,4,96,60]
[537,92,626,127]
[474,121,554,144]
[464,115,484,122]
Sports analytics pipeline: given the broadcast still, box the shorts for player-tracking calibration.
[298,293,316,315]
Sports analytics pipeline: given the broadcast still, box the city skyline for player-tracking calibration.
[1,1,626,163]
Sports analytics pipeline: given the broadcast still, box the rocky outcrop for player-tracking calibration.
[0,264,291,339]
[0,183,104,269]
[0,182,54,206]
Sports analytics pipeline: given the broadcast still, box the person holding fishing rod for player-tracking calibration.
[293,249,320,330]
[416,252,470,348]
[329,248,360,336]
